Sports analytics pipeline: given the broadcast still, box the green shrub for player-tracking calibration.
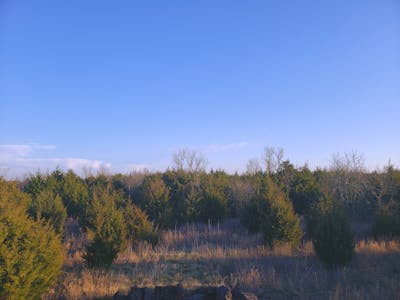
[241,196,268,234]
[241,177,303,248]
[61,170,89,219]
[263,178,303,248]
[137,175,171,227]
[199,192,227,223]
[27,189,67,234]
[311,202,355,267]
[83,200,127,268]
[83,235,121,269]
[0,180,63,299]
[124,203,159,246]
[373,200,400,237]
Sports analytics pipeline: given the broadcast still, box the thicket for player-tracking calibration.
[372,165,400,237]
[0,154,398,274]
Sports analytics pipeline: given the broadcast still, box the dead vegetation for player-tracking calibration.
[45,219,400,300]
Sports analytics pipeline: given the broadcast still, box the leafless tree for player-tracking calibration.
[172,149,208,172]
[263,146,284,174]
[264,147,275,175]
[246,158,261,175]
[328,151,368,209]
[228,177,257,215]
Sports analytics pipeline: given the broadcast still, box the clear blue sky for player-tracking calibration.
[1,0,399,177]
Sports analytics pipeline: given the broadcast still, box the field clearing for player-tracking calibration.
[45,219,400,300]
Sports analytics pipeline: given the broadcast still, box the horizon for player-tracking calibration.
[1,1,399,178]
[0,144,397,180]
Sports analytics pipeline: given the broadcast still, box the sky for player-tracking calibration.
[1,0,399,178]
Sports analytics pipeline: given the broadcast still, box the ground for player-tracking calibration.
[45,219,400,300]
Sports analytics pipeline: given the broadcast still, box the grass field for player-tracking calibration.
[44,219,400,300]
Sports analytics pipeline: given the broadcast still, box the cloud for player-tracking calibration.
[0,144,111,178]
[0,143,155,178]
[17,158,111,171]
[0,144,56,161]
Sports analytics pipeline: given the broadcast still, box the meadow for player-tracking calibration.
[45,218,400,300]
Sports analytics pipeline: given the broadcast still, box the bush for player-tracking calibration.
[0,180,63,299]
[311,201,355,267]
[124,203,159,246]
[83,191,127,268]
[289,167,321,215]
[137,175,171,228]
[61,170,89,219]
[262,178,303,248]
[83,235,121,269]
[373,200,400,237]
[241,196,267,234]
[27,189,67,234]
[241,177,303,248]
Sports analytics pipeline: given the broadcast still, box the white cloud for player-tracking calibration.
[0,144,111,178]
[26,158,111,171]
[0,143,156,178]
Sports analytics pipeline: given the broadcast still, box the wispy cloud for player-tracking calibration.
[0,144,56,161]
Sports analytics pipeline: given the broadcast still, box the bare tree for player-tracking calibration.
[276,147,284,172]
[329,151,367,210]
[172,149,208,172]
[246,158,261,175]
[263,146,285,174]
[264,147,275,175]
[228,177,257,215]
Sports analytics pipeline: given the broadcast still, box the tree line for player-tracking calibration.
[1,149,399,298]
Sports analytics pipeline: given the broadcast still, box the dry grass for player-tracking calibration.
[44,219,400,300]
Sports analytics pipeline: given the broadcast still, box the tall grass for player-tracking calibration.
[45,219,400,299]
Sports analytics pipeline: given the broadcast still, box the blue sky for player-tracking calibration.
[1,0,399,177]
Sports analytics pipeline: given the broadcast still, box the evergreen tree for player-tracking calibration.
[241,177,303,248]
[310,198,355,267]
[0,179,63,299]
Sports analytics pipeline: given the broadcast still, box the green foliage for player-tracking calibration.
[373,200,400,237]
[61,170,89,219]
[23,172,48,197]
[79,187,120,231]
[289,167,321,215]
[138,174,171,227]
[162,170,202,225]
[0,178,30,207]
[0,179,63,300]
[199,193,227,223]
[241,177,303,248]
[199,172,228,223]
[311,199,355,267]
[123,203,159,245]
[262,177,303,248]
[372,165,400,237]
[28,189,67,234]
[241,196,267,234]
[83,195,127,268]
[83,235,120,269]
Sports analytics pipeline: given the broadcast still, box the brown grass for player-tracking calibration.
[44,219,400,300]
